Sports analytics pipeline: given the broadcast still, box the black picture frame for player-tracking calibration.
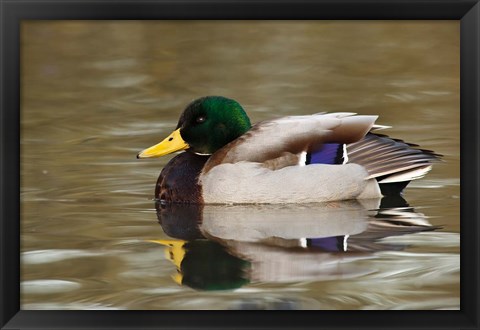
[1,0,478,329]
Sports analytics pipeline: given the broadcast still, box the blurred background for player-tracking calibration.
[20,21,459,310]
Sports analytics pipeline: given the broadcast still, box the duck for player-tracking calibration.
[137,96,441,204]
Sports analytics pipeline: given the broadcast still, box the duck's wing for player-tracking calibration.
[203,113,377,172]
[346,133,442,182]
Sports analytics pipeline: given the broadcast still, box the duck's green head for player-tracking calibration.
[137,96,251,158]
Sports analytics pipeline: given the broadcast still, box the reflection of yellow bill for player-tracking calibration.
[137,129,189,158]
[149,239,185,285]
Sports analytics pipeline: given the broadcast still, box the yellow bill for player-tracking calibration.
[148,240,186,267]
[137,129,189,159]
[148,239,185,285]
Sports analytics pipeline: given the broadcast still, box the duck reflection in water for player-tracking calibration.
[150,196,438,294]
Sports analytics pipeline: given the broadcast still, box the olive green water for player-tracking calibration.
[20,21,459,310]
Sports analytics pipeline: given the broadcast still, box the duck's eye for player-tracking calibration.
[196,116,206,124]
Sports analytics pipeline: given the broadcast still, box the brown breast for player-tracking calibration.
[155,152,209,203]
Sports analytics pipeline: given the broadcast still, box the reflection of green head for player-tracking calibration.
[181,240,250,291]
[177,96,252,155]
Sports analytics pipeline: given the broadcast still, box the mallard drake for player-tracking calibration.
[138,96,441,204]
